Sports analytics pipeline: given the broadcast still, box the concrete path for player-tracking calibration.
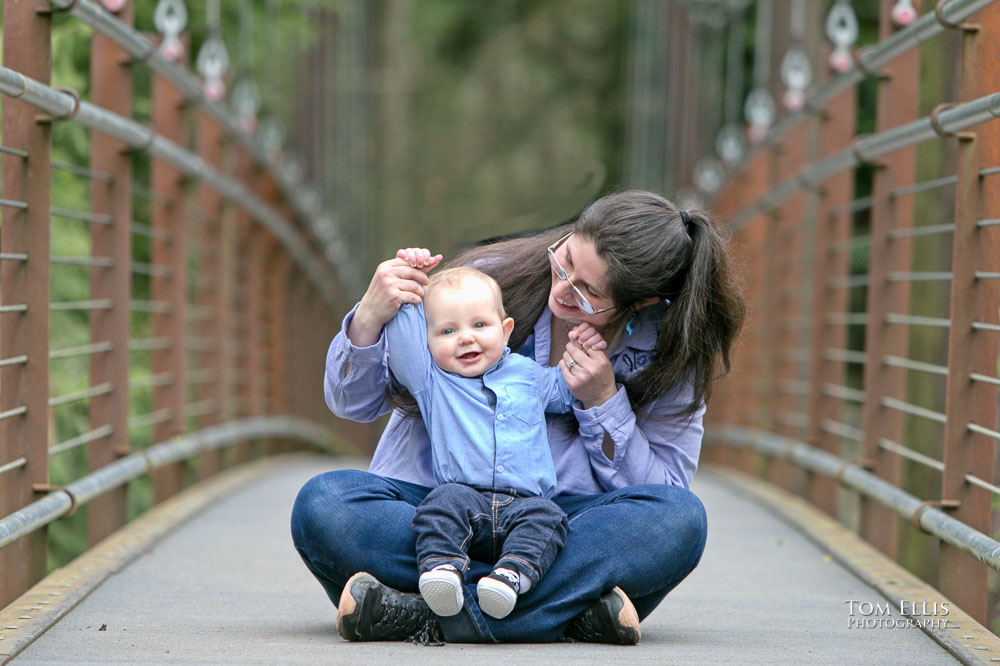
[14,456,955,665]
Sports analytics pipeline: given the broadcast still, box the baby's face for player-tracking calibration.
[424,278,513,377]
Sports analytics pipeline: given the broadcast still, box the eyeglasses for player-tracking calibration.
[547,233,616,315]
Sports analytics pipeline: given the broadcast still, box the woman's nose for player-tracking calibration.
[554,279,574,300]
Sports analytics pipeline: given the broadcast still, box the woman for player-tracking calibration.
[291,190,745,644]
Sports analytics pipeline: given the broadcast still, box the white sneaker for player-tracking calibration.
[418,567,464,617]
[477,570,519,619]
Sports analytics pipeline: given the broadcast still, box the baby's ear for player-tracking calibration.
[502,317,515,343]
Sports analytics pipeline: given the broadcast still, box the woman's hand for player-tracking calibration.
[560,323,617,409]
[347,249,442,346]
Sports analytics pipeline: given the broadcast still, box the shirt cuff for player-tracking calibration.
[338,304,387,367]
[573,385,633,441]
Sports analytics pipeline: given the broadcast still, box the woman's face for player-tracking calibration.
[547,233,618,327]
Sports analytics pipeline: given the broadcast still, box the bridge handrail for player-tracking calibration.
[729,90,1000,230]
[0,417,343,552]
[0,64,339,309]
[46,0,361,294]
[731,0,999,179]
[0,2,353,608]
[709,427,1000,572]
[694,0,1000,629]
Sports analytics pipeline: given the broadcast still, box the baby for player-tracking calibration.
[385,249,603,620]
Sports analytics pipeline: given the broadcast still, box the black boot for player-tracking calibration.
[337,572,444,644]
[563,586,641,645]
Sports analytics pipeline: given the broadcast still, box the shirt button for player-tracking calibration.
[497,465,504,473]
[497,413,504,421]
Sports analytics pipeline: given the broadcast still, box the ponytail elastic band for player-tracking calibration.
[680,209,692,226]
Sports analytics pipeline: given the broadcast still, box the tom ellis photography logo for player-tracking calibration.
[845,600,951,629]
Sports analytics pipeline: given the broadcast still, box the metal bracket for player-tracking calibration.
[930,103,956,137]
[911,498,960,532]
[835,458,875,484]
[934,0,980,31]
[36,87,81,125]
[929,102,975,140]
[131,123,157,153]
[849,135,872,166]
[37,0,80,14]
[851,47,891,81]
[58,87,82,120]
[32,483,80,517]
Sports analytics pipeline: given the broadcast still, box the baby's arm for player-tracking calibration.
[383,248,441,393]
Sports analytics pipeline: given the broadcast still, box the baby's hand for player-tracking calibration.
[396,248,442,271]
[569,323,608,351]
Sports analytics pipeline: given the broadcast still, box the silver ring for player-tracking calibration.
[567,360,577,370]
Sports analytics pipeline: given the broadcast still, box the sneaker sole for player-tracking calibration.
[609,587,641,644]
[477,579,517,619]
[420,579,463,617]
[337,571,377,639]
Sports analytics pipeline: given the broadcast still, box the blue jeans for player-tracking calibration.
[290,470,707,643]
[413,483,568,585]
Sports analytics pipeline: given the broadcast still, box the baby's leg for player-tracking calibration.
[412,483,491,616]
[477,495,568,619]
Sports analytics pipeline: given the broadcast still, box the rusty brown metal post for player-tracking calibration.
[768,124,809,493]
[230,147,255,463]
[807,85,858,517]
[726,149,772,477]
[672,2,695,189]
[0,0,53,607]
[259,171,290,456]
[938,3,1000,623]
[858,0,919,559]
[246,196,267,425]
[266,239,291,454]
[217,197,237,455]
[150,66,189,502]
[194,110,226,480]
[88,4,133,544]
[752,142,782,481]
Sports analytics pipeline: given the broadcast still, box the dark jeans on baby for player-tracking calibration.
[412,482,569,587]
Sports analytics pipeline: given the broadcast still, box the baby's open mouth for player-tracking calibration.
[459,352,481,360]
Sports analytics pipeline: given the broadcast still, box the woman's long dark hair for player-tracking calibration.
[450,190,746,418]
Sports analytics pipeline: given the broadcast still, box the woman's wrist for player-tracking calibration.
[581,386,619,410]
[346,306,383,347]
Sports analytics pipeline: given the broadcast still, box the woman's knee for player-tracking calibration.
[610,484,708,565]
[291,469,376,542]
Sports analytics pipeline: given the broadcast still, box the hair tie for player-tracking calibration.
[679,209,692,226]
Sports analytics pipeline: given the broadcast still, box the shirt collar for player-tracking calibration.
[623,300,668,352]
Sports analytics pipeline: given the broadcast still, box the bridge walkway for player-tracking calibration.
[11,456,958,664]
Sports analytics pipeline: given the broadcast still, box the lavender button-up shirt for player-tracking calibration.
[324,300,704,495]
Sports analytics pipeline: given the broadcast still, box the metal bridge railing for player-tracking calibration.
[698,0,1000,631]
[0,2,365,608]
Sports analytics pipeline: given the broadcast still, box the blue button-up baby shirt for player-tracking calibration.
[385,303,573,498]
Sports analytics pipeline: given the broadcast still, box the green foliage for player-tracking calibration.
[375,0,627,263]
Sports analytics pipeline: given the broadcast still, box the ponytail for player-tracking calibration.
[625,208,744,416]
[576,191,745,417]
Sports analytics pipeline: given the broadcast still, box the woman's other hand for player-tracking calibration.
[561,324,616,409]
[348,250,442,346]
